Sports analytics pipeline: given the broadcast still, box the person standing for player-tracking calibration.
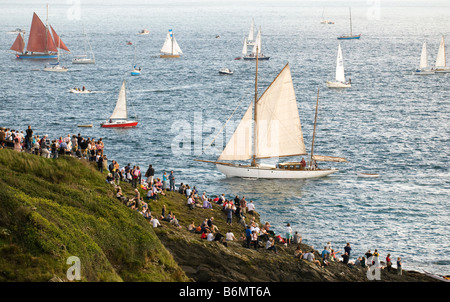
[162,171,168,190]
[386,254,392,272]
[397,257,402,275]
[344,242,352,257]
[285,223,293,245]
[145,164,155,186]
[169,170,175,191]
[25,125,33,150]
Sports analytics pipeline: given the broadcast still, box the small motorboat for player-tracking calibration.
[357,172,380,178]
[131,66,141,76]
[70,88,92,94]
[137,29,149,35]
[77,124,93,128]
[126,41,133,45]
[219,68,234,75]
[234,57,241,60]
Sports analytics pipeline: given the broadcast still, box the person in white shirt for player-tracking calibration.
[206,231,214,241]
[247,200,256,214]
[225,230,237,241]
[151,216,161,228]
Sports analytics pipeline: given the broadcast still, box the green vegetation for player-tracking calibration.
[0,149,189,282]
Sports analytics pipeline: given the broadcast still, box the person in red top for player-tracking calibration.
[386,254,392,272]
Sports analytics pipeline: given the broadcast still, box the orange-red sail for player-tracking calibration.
[46,29,57,52]
[50,25,69,52]
[27,12,48,53]
[10,33,24,53]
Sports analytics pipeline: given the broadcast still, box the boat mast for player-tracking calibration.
[171,31,174,56]
[45,3,49,53]
[349,8,352,36]
[251,46,259,167]
[310,87,320,169]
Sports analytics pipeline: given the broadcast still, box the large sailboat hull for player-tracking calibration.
[326,81,351,88]
[17,53,57,59]
[243,56,270,60]
[337,35,361,40]
[216,163,338,179]
[100,120,138,128]
[412,69,435,75]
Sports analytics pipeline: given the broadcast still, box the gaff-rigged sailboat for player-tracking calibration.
[196,52,346,179]
[10,5,69,59]
[101,80,138,128]
[434,36,450,73]
[412,42,434,75]
[243,27,270,60]
[326,43,351,88]
[160,29,183,58]
[337,8,360,40]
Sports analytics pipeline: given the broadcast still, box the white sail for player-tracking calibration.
[242,37,248,56]
[160,30,182,55]
[255,64,306,158]
[109,80,128,120]
[419,42,428,69]
[335,43,346,83]
[248,19,255,41]
[251,27,262,55]
[218,103,253,161]
[435,36,446,68]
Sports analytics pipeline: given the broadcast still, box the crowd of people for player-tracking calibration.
[0,126,107,165]
[1,125,404,277]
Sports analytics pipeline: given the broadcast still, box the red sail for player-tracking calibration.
[10,33,25,53]
[27,12,48,53]
[50,25,69,52]
[47,29,57,52]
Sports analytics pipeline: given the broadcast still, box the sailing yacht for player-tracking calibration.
[412,42,434,75]
[43,35,68,72]
[246,19,256,46]
[320,8,335,24]
[196,54,346,179]
[9,5,69,59]
[160,29,183,58]
[243,27,270,60]
[337,8,360,40]
[326,44,351,88]
[101,80,138,128]
[131,44,141,76]
[434,36,450,73]
[72,25,95,64]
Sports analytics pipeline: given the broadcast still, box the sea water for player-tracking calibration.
[0,0,449,276]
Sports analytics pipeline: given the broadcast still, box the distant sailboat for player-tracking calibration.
[337,8,360,40]
[72,25,95,64]
[320,8,335,24]
[243,27,270,60]
[160,29,182,58]
[412,42,435,75]
[326,44,351,88]
[10,5,69,59]
[247,19,256,46]
[101,80,138,128]
[434,36,450,73]
[196,55,346,179]
[131,44,141,76]
[43,34,68,72]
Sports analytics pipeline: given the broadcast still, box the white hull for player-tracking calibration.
[216,163,338,179]
[44,66,68,72]
[326,81,351,88]
[72,58,95,64]
[70,89,92,94]
[435,68,450,73]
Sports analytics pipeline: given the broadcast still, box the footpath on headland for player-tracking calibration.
[0,128,445,283]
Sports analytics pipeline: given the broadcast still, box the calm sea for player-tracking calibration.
[1,0,449,276]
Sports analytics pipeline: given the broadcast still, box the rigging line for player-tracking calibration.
[196,87,253,159]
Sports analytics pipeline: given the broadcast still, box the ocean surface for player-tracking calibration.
[1,0,449,277]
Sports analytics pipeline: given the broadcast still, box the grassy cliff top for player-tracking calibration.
[0,149,188,282]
